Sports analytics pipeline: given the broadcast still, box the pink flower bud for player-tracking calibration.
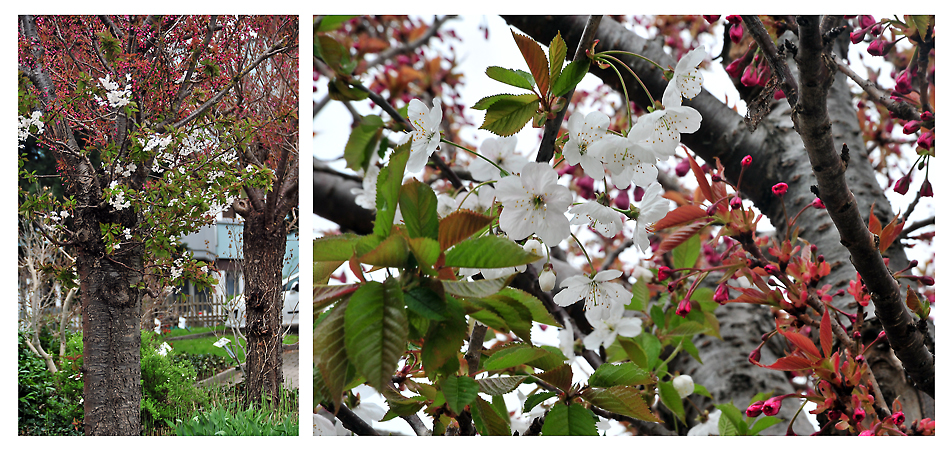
[859,15,877,29]
[853,407,866,422]
[774,88,786,100]
[746,401,765,417]
[855,354,865,363]
[764,264,781,275]
[703,15,720,23]
[919,275,934,286]
[771,182,788,196]
[903,120,921,134]
[614,189,630,210]
[741,155,753,167]
[893,172,912,195]
[811,198,825,209]
[706,203,718,216]
[713,283,730,304]
[725,57,745,78]
[859,430,874,436]
[921,111,934,121]
[921,179,933,198]
[891,411,905,426]
[748,348,761,364]
[657,266,673,281]
[730,196,743,210]
[740,62,758,87]
[850,29,868,44]
[576,176,595,199]
[675,158,691,177]
[676,299,692,318]
[868,38,895,56]
[725,15,742,24]
[895,69,913,94]
[633,185,644,202]
[729,22,744,43]
[917,131,934,150]
[762,397,784,416]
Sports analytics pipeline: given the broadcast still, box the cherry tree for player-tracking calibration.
[18,15,297,435]
[314,15,934,436]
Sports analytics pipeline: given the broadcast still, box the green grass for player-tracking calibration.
[162,326,298,364]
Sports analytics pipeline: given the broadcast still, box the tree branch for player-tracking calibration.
[332,403,381,436]
[364,15,457,69]
[742,15,799,107]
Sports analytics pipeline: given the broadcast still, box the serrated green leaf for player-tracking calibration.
[650,303,667,332]
[511,31,550,97]
[690,287,718,313]
[718,411,738,436]
[314,260,344,286]
[716,402,749,435]
[673,233,701,270]
[404,286,447,321]
[373,142,410,238]
[584,385,660,422]
[485,66,536,91]
[626,278,650,313]
[638,331,662,369]
[472,93,522,111]
[479,93,540,137]
[618,337,649,370]
[442,277,507,298]
[314,284,360,311]
[313,233,360,261]
[344,279,408,391]
[445,235,541,269]
[551,58,590,97]
[316,35,349,73]
[495,287,560,327]
[541,402,598,436]
[482,343,548,371]
[380,389,425,422]
[344,114,384,172]
[694,383,712,399]
[316,15,358,32]
[438,210,495,251]
[358,233,409,267]
[666,321,708,337]
[407,236,440,270]
[474,296,532,343]
[420,298,467,378]
[469,308,510,334]
[748,415,784,436]
[588,362,654,388]
[471,396,511,436]
[442,375,480,414]
[549,32,567,85]
[328,77,368,101]
[314,301,349,410]
[399,179,439,241]
[681,336,703,364]
[658,381,686,423]
[477,375,528,396]
[523,391,557,414]
[525,345,569,371]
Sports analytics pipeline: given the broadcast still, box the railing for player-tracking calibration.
[157,295,236,329]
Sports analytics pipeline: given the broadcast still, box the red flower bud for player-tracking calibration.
[730,196,743,210]
[903,120,921,134]
[740,62,758,87]
[746,401,765,417]
[859,15,877,29]
[853,407,866,422]
[725,57,745,78]
[893,172,912,195]
[614,189,630,210]
[576,176,595,199]
[711,173,722,182]
[868,38,895,56]
[762,396,784,416]
[850,29,868,44]
[771,182,788,196]
[917,131,934,150]
[859,430,874,436]
[706,203,718,216]
[741,155,753,167]
[703,15,720,23]
[676,299,693,318]
[774,88,786,100]
[713,283,730,305]
[919,275,934,286]
[633,185,645,202]
[921,179,933,198]
[748,348,761,364]
[729,22,744,43]
[891,411,905,426]
[764,264,781,275]
[675,158,691,177]
[657,266,673,281]
[895,69,913,94]
[725,15,742,24]
[921,111,934,121]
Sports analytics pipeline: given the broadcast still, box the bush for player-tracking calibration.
[140,330,208,432]
[180,352,231,380]
[171,404,298,436]
[17,332,82,435]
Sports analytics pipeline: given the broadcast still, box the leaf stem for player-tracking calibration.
[442,138,509,177]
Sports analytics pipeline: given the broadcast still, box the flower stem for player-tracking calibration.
[597,53,656,113]
[442,138,509,177]
[455,180,497,213]
[599,50,666,71]
[571,232,594,272]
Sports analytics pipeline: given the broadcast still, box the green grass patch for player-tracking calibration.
[162,327,299,364]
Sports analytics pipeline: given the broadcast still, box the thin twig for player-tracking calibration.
[900,216,934,238]
[464,322,488,376]
[834,56,921,122]
[742,15,799,108]
[365,16,456,69]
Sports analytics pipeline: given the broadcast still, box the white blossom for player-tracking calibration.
[401,97,442,174]
[495,162,572,246]
[351,164,380,211]
[687,409,721,436]
[635,80,703,159]
[558,317,576,362]
[590,119,661,190]
[18,110,44,147]
[569,200,625,238]
[562,111,609,179]
[583,305,643,351]
[671,48,706,100]
[98,74,132,108]
[539,267,557,292]
[672,374,695,398]
[553,269,633,317]
[630,183,671,253]
[469,136,528,181]
[453,184,496,214]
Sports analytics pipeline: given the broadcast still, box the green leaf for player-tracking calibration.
[358,233,409,267]
[472,93,522,111]
[399,179,439,241]
[472,296,532,343]
[666,321,708,337]
[495,287,560,327]
[314,283,360,311]
[469,308,510,334]
[716,403,749,435]
[672,233,701,270]
[380,389,425,422]
[477,375,528,396]
[694,383,712,399]
[407,237,440,270]
[637,331,662,369]
[313,233,360,261]
[438,210,495,251]
[479,93,541,137]
[588,362,654,388]
[718,411,738,436]
[482,343,549,371]
[541,402,598,436]
[471,396,511,436]
[748,415,784,436]
[551,58,590,97]
[657,381,686,423]
[314,261,344,286]
[523,391,557,414]
[442,277,507,298]
[314,301,349,410]
[404,286,447,321]
[315,35,349,73]
[344,114,384,172]
[373,142,410,238]
[441,375,480,414]
[344,279,408,391]
[548,32,567,85]
[444,235,541,269]
[485,66,536,91]
[524,345,569,371]
[618,338,649,370]
[328,77,368,101]
[316,15,358,32]
[511,31,550,97]
[626,278,650,313]
[420,298,467,378]
[583,386,660,422]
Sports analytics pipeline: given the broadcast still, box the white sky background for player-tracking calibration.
[314,13,938,438]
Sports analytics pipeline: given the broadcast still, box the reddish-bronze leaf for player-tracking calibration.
[820,309,832,358]
[438,210,494,251]
[652,204,708,231]
[761,355,815,371]
[878,214,905,252]
[867,203,882,235]
[653,221,709,258]
[686,150,714,203]
[511,31,550,97]
[783,330,821,360]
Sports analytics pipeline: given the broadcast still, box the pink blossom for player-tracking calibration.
[895,69,913,94]
[741,155,753,167]
[921,179,933,197]
[703,15,720,23]
[771,182,788,196]
[729,22,744,43]
[614,189,630,209]
[917,131,934,150]
[764,264,781,275]
[675,158,691,177]
[868,38,895,56]
[762,396,785,416]
[811,198,825,209]
[657,266,673,281]
[893,172,911,195]
[853,407,866,422]
[746,401,765,417]
[676,299,693,318]
[891,411,905,426]
[903,120,921,134]
[713,283,730,304]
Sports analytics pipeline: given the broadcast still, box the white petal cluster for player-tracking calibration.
[562,111,609,179]
[672,374,695,398]
[98,74,133,108]
[671,48,706,100]
[630,183,671,252]
[108,181,131,211]
[452,185,496,215]
[495,162,572,246]
[403,97,442,173]
[569,200,624,238]
[590,120,661,190]
[553,269,633,317]
[583,305,643,351]
[18,110,45,147]
[469,136,528,181]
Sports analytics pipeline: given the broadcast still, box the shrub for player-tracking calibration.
[180,352,231,380]
[140,330,208,432]
[17,332,82,435]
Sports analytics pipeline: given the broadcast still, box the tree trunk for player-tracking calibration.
[241,207,286,406]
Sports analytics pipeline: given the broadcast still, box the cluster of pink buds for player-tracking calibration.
[725,15,743,43]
